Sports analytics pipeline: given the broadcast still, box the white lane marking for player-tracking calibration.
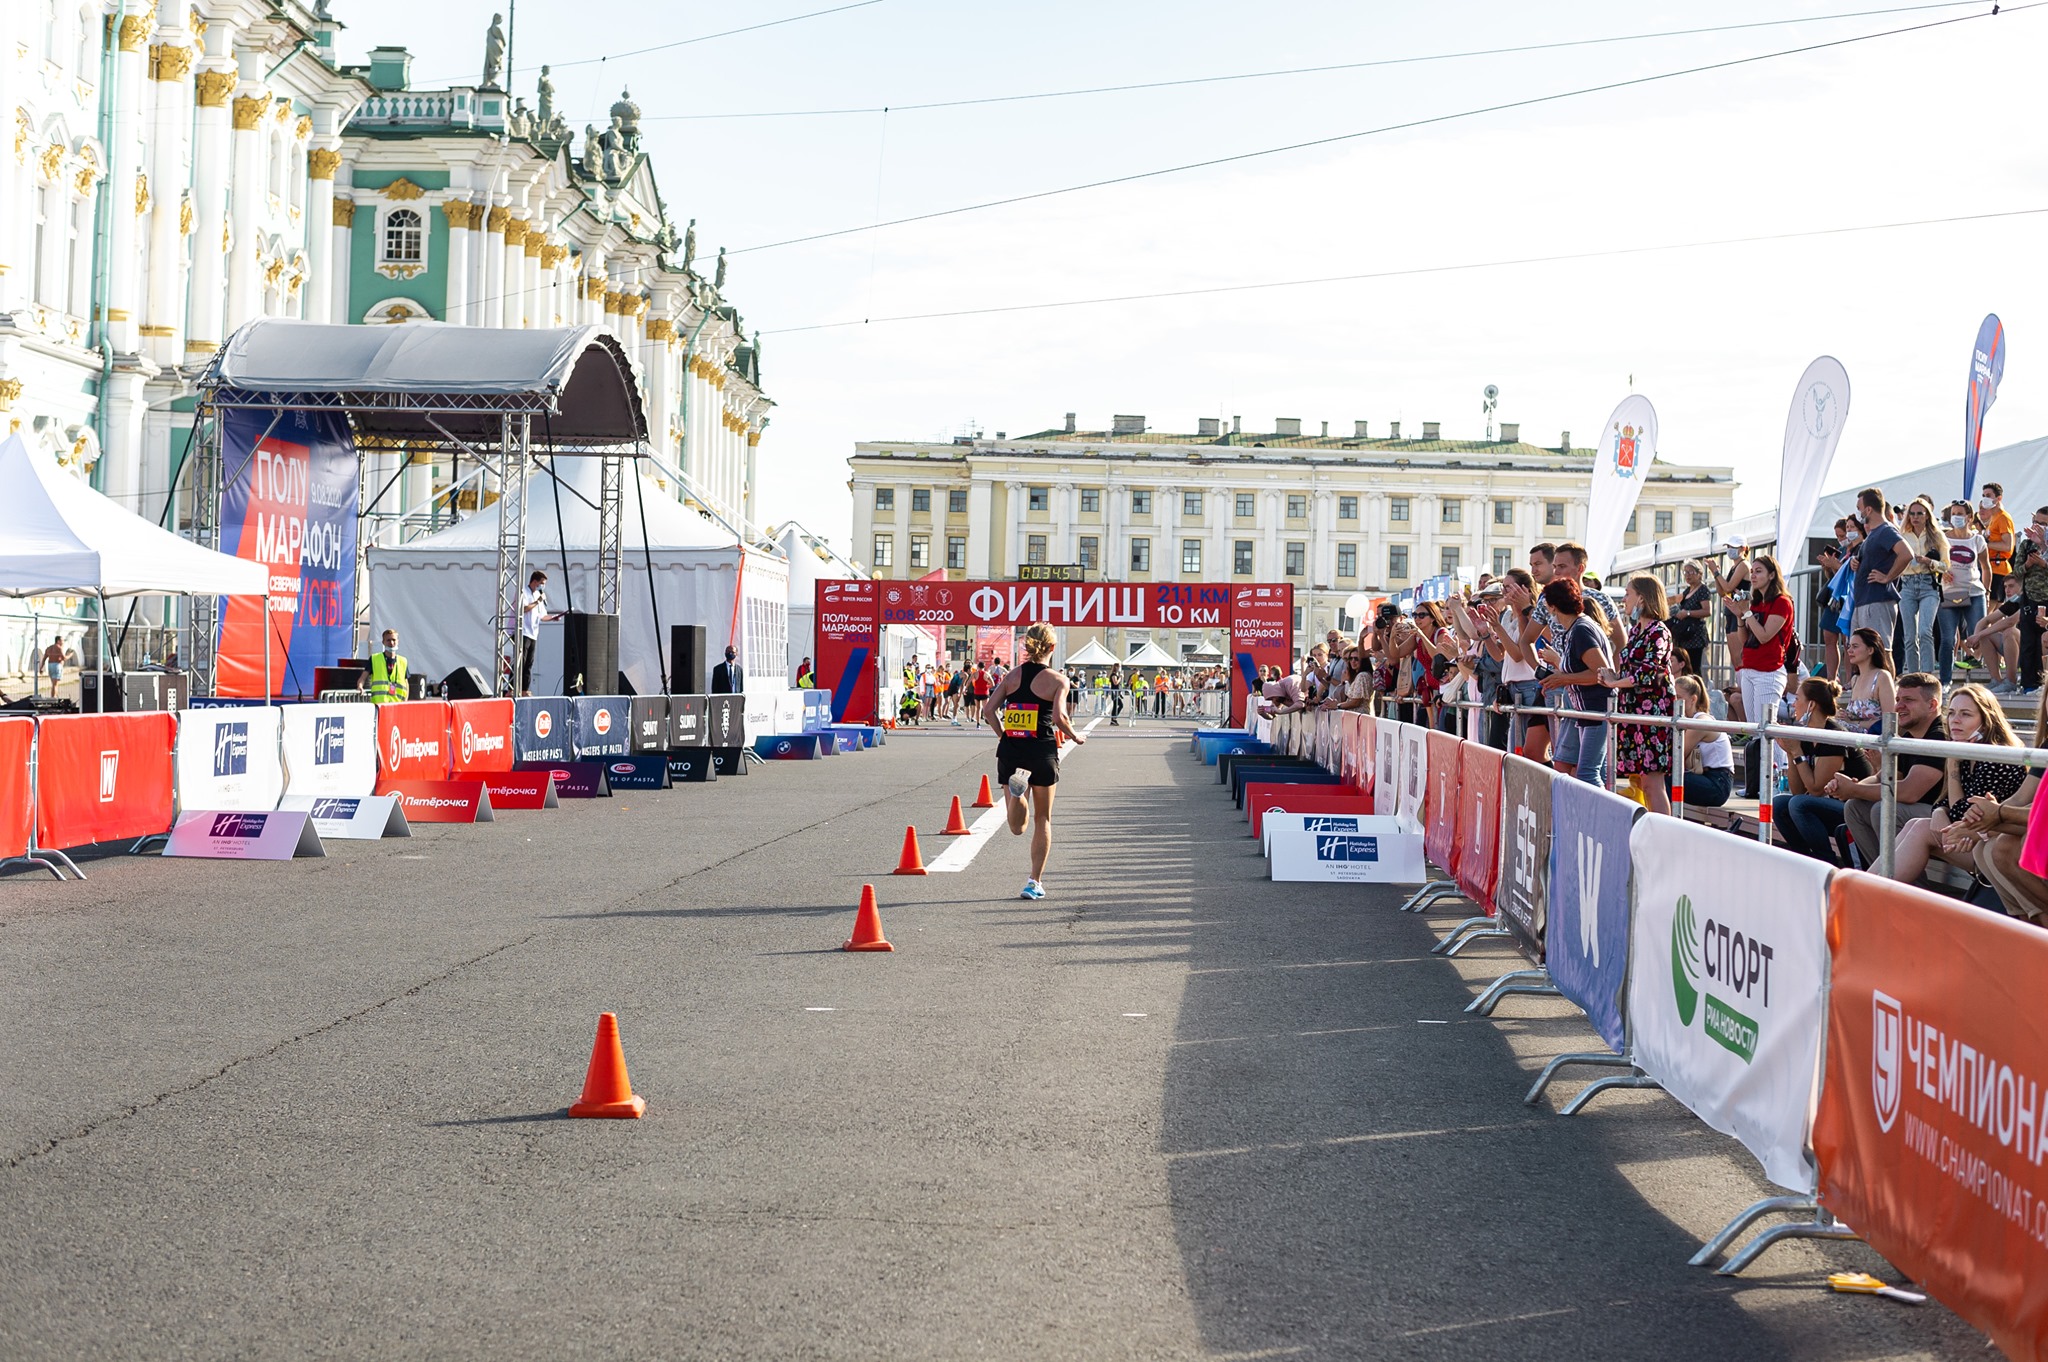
[927,717,1103,874]
[1122,1013,1149,1018]
[806,1007,835,1012]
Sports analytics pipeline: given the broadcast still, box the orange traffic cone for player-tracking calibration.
[972,774,996,808]
[843,883,894,952]
[892,824,927,875]
[567,1012,646,1119]
[942,795,972,835]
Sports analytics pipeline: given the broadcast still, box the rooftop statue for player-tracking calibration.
[481,13,507,89]
[714,247,727,291]
[682,218,696,273]
[536,66,556,128]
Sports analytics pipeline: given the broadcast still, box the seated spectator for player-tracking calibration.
[1889,681,2026,883]
[1962,687,2048,921]
[1675,675,1736,807]
[1830,673,1947,867]
[1771,677,1868,865]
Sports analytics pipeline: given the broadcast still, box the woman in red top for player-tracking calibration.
[1735,553,1796,731]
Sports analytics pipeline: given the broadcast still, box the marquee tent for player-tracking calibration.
[1063,638,1119,667]
[1125,640,1182,668]
[367,458,787,694]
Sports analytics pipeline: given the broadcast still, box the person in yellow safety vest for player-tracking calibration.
[1129,667,1147,721]
[367,628,409,704]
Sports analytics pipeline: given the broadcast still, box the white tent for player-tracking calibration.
[0,433,265,597]
[1064,638,1118,667]
[1125,640,1181,668]
[367,458,787,694]
[778,523,864,682]
[1187,640,1225,660]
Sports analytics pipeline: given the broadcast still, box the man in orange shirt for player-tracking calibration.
[1983,482,2015,598]
[1152,669,1169,716]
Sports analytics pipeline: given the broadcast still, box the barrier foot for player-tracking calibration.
[1524,1051,1631,1106]
[1689,1195,1821,1268]
[1714,1208,1860,1277]
[1557,1072,1660,1116]
[1466,970,1554,1015]
[1470,983,1561,1016]
[1398,880,1460,913]
[1443,925,1513,958]
[131,833,168,855]
[1428,916,1495,954]
[0,853,71,881]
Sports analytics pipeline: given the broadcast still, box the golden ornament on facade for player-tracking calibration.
[332,198,355,227]
[539,244,569,269]
[380,176,426,201]
[272,100,292,126]
[231,95,268,131]
[38,143,63,181]
[194,70,235,108]
[523,235,544,259]
[307,148,342,181]
[178,197,193,234]
[438,200,470,229]
[0,379,22,411]
[485,206,509,233]
[138,324,175,338]
[14,109,31,164]
[134,172,150,215]
[294,115,312,141]
[602,291,623,313]
[118,15,151,52]
[263,258,285,287]
[148,43,194,81]
[647,318,675,341]
[74,165,99,196]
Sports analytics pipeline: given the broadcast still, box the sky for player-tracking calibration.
[334,0,2048,554]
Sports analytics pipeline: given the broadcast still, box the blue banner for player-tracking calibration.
[1963,313,2005,499]
[1545,777,1638,1054]
[513,697,571,763]
[216,406,357,698]
[570,695,631,758]
[801,690,832,732]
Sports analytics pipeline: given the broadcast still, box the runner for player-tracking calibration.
[982,622,1086,900]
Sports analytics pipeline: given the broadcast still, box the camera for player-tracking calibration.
[1375,602,1400,626]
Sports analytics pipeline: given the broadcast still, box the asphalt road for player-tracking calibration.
[0,723,1994,1360]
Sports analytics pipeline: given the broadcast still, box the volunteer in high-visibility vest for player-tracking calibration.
[367,629,408,704]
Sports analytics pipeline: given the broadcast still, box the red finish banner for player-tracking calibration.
[1423,730,1463,879]
[376,701,450,783]
[1455,741,1504,912]
[0,719,31,859]
[1814,872,2048,1360]
[448,699,515,777]
[34,712,177,850]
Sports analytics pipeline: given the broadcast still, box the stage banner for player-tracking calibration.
[1780,356,1852,575]
[1496,755,1555,965]
[448,699,515,777]
[1629,815,1832,1192]
[215,406,357,698]
[375,701,449,783]
[1423,730,1462,876]
[1396,723,1428,835]
[280,703,376,799]
[1455,742,1504,912]
[570,696,631,759]
[1962,314,2006,500]
[706,694,747,748]
[1231,585,1294,727]
[1545,776,1636,1049]
[815,580,879,724]
[34,712,177,849]
[629,696,671,753]
[513,697,571,763]
[1584,394,1659,577]
[0,719,31,859]
[667,695,709,748]
[1814,872,2048,1359]
[1375,721,1400,817]
[173,703,284,812]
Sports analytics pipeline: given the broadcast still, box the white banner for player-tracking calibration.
[1584,394,1660,577]
[280,792,411,840]
[174,706,284,813]
[1375,721,1400,817]
[1779,356,1851,568]
[281,703,378,799]
[1627,816,1833,1192]
[1396,723,1428,834]
[1269,820,1425,883]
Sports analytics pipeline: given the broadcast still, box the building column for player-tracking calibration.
[1311,489,1335,588]
[1158,485,1179,587]
[1007,482,1026,577]
[1209,489,1230,580]
[330,176,355,327]
[0,0,19,313]
[1520,496,1541,557]
[142,29,195,364]
[967,480,993,577]
[1365,492,1386,587]
[225,86,269,333]
[1262,491,1281,580]
[302,142,340,323]
[520,231,542,328]
[1052,482,1072,564]
[482,206,508,330]
[438,201,470,325]
[103,12,150,357]
[1417,493,1439,577]
[1469,495,1488,575]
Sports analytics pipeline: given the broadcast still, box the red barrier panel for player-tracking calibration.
[1454,742,1504,912]
[34,712,177,849]
[1247,785,1377,841]
[1423,730,1463,877]
[0,719,31,859]
[376,701,450,783]
[380,779,493,823]
[1814,872,2048,1360]
[448,699,515,777]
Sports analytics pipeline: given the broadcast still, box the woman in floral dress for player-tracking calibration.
[1601,574,1675,813]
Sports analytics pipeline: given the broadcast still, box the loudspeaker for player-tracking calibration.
[442,665,489,701]
[562,611,619,696]
[669,624,706,696]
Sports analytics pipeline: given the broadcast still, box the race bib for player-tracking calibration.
[1001,703,1041,739]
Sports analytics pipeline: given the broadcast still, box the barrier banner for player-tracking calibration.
[1629,815,1832,1192]
[447,699,515,778]
[709,748,747,778]
[1233,766,1340,809]
[816,579,879,723]
[381,779,495,823]
[802,690,832,732]
[173,704,284,813]
[1396,724,1428,834]
[667,695,708,748]
[1246,786,1375,841]
[706,695,746,748]
[571,696,630,759]
[518,760,611,798]
[0,719,32,859]
[774,691,805,737]
[376,701,449,782]
[165,809,324,860]
[1454,742,1504,912]
[478,771,561,810]
[758,734,820,760]
[666,749,717,783]
[626,697,670,753]
[1496,755,1556,965]
[280,793,411,839]
[1814,873,2048,1359]
[34,712,177,849]
[1423,730,1462,876]
[514,697,572,763]
[743,689,775,744]
[1548,778,1641,1050]
[604,754,671,790]
[280,703,376,799]
[1375,721,1400,817]
[1269,818,1425,883]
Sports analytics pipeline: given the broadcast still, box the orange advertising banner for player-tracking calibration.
[1814,870,2048,1361]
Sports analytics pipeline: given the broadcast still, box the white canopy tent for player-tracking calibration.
[1063,638,1119,667]
[367,457,787,695]
[1125,640,1182,668]
[1186,640,1225,660]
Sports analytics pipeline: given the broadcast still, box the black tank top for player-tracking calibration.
[997,661,1057,743]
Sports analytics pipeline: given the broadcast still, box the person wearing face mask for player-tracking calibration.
[1937,501,1987,686]
[1981,482,2015,595]
[711,644,745,694]
[367,629,408,705]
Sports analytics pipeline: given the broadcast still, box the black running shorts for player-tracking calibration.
[996,739,1059,789]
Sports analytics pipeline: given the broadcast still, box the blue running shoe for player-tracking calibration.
[1019,879,1046,900]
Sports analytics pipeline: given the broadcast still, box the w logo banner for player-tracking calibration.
[98,750,119,803]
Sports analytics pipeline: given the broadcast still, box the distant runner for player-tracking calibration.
[982,622,1086,901]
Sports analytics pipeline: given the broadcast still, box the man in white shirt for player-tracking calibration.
[519,571,561,696]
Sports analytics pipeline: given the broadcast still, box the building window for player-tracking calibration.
[1026,534,1047,565]
[1442,500,1462,524]
[1389,545,1409,580]
[1545,501,1565,527]
[1338,495,1357,520]
[1626,510,1637,533]
[911,489,931,513]
[1293,606,1304,630]
[909,535,930,568]
[1234,540,1254,575]
[872,534,893,567]
[1493,548,1512,576]
[1692,511,1711,531]
[1183,491,1202,518]
[1078,535,1098,570]
[32,187,52,307]
[1080,488,1099,514]
[1654,510,1674,535]
[1131,490,1152,516]
[1235,493,1255,518]
[1336,544,1356,578]
[946,536,966,570]
[1287,494,1307,519]
[1130,537,1150,572]
[1028,486,1048,512]
[1390,497,1410,522]
[874,487,894,511]
[1285,542,1305,576]
[1181,539,1201,574]
[1441,546,1460,574]
[1494,500,1514,525]
[382,207,424,263]
[948,489,967,514]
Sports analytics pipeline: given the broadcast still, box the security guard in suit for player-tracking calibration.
[367,629,409,704]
